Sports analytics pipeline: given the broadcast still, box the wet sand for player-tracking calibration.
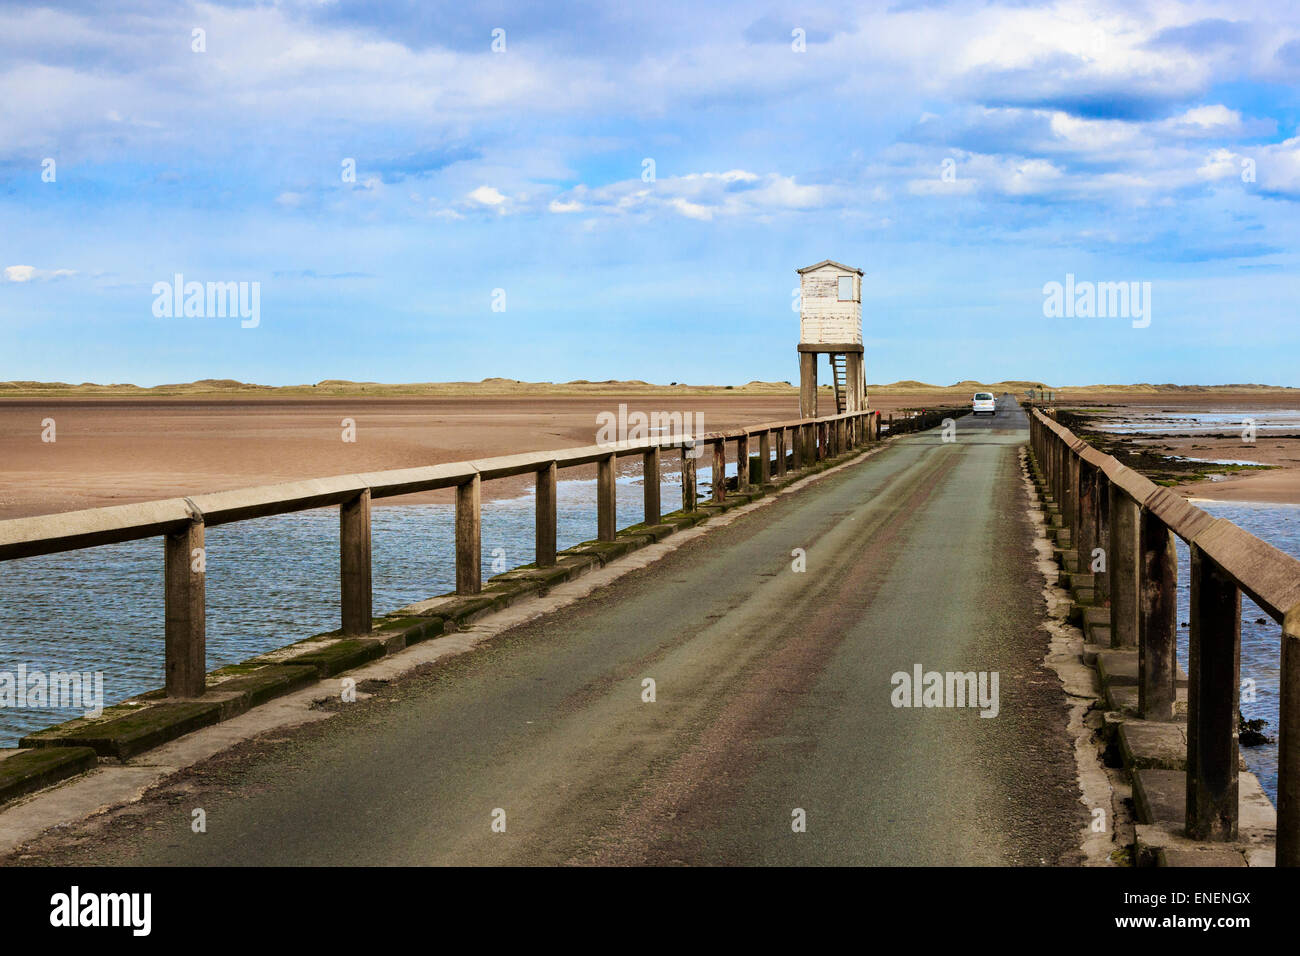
[0,392,954,519]
[1054,391,1300,504]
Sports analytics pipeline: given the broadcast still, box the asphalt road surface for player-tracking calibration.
[18,396,1087,865]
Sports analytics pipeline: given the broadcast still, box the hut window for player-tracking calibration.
[837,276,855,301]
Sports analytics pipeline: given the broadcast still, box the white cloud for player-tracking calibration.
[669,197,713,221]
[1198,147,1242,180]
[540,169,833,222]
[3,265,76,282]
[1247,134,1300,197]
[467,185,508,206]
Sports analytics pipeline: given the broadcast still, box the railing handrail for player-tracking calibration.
[1030,407,1300,624]
[1029,405,1300,864]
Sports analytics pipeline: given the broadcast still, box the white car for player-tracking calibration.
[972,392,996,416]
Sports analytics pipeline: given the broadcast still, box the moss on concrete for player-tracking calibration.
[482,578,544,607]
[660,509,706,529]
[619,522,677,542]
[489,564,572,592]
[373,615,446,645]
[280,638,387,678]
[404,593,506,626]
[564,539,635,565]
[0,746,98,805]
[212,664,319,707]
[20,700,225,759]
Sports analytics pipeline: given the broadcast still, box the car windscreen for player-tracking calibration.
[974,393,993,400]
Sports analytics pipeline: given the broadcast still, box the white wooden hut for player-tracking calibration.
[796,260,865,416]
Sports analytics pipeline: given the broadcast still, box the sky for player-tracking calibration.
[2,0,1299,388]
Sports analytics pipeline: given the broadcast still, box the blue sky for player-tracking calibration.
[2,0,1300,387]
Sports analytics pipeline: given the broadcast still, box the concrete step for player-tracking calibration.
[1133,767,1274,843]
[1106,682,1188,718]
[1121,722,1189,772]
[1086,621,1112,647]
[1097,650,1189,689]
[1134,770,1277,866]
[1082,641,1108,666]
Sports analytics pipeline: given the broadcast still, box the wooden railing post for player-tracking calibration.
[1077,461,1098,571]
[456,474,481,594]
[1068,447,1082,535]
[711,439,726,502]
[598,453,616,541]
[1138,508,1177,719]
[340,489,372,636]
[643,446,661,525]
[1280,608,1300,866]
[1109,485,1140,648]
[1060,439,1072,521]
[792,425,803,470]
[681,443,698,511]
[1094,471,1111,606]
[536,462,557,567]
[737,433,750,491]
[1186,546,1241,841]
[1053,434,1064,509]
[164,512,206,698]
[759,431,771,485]
[775,427,787,477]
[1049,432,1060,502]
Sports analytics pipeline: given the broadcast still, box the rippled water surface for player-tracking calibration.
[1093,408,1300,434]
[0,469,706,745]
[1173,501,1300,803]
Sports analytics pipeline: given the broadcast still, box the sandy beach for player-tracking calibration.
[1052,389,1300,505]
[7,379,1295,519]
[0,387,967,519]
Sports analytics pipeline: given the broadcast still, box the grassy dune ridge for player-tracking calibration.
[5,377,1295,400]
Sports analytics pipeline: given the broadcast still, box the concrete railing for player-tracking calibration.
[1029,407,1300,866]
[0,407,881,701]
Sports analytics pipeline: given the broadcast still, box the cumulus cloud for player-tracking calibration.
[467,185,508,206]
[537,170,833,222]
[3,265,76,282]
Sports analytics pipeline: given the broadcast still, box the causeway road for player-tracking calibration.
[14,396,1086,865]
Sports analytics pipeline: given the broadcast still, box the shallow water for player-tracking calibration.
[1093,408,1300,434]
[0,466,718,745]
[1173,501,1300,804]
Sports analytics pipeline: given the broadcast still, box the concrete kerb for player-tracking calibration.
[0,428,901,845]
[1020,446,1122,865]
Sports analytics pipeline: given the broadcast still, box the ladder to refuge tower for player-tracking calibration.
[831,353,847,414]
